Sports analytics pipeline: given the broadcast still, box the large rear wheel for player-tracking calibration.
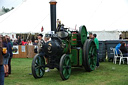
[32,54,45,79]
[59,54,71,80]
[83,39,97,72]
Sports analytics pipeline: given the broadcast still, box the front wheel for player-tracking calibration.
[32,54,45,79]
[59,54,71,80]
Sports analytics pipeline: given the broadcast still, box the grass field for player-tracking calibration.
[4,58,128,85]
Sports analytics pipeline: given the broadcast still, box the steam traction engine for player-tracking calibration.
[32,0,97,80]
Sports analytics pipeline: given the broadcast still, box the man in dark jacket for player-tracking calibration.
[0,35,4,85]
[7,37,13,74]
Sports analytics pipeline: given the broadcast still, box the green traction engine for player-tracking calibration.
[31,0,97,80]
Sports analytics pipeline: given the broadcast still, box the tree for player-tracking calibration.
[2,6,14,13]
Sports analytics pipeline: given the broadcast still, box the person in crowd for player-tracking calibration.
[120,42,128,56]
[28,40,33,45]
[57,19,61,31]
[115,41,123,55]
[2,36,9,77]
[11,35,16,42]
[13,40,18,45]
[17,36,21,45]
[27,40,30,45]
[0,35,4,85]
[89,32,93,39]
[24,39,27,45]
[21,40,24,45]
[33,40,38,45]
[44,35,50,43]
[21,37,24,42]
[10,39,13,46]
[56,19,61,28]
[5,35,8,38]
[6,38,13,75]
[119,34,123,39]
[93,34,99,67]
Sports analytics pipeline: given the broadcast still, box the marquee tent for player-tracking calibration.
[0,0,128,34]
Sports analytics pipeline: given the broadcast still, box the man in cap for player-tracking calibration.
[37,34,50,72]
[37,34,45,53]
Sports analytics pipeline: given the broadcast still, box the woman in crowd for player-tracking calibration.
[2,37,9,77]
[28,40,33,45]
[120,42,128,56]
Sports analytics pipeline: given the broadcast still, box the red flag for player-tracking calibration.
[41,26,44,32]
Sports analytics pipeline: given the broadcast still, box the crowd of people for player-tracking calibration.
[0,34,41,77]
[1,35,13,77]
[11,35,38,46]
[0,35,13,85]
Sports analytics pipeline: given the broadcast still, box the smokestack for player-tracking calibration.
[49,0,57,32]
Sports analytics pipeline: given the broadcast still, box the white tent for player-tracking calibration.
[90,31,120,40]
[0,0,50,33]
[0,0,128,33]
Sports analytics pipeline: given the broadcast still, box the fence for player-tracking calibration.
[13,45,36,58]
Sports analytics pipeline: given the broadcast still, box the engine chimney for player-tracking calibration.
[49,0,57,32]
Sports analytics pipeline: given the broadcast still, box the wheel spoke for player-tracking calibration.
[40,67,45,71]
[67,68,71,75]
[35,68,40,76]
[66,59,70,65]
[88,57,91,64]
[35,62,39,66]
[63,68,66,76]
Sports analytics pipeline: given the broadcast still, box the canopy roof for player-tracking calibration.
[0,0,128,33]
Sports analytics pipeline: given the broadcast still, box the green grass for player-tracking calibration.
[5,58,128,85]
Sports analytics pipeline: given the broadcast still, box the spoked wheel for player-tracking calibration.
[83,39,97,72]
[60,54,71,80]
[32,54,45,79]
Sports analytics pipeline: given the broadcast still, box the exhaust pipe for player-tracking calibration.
[49,0,57,33]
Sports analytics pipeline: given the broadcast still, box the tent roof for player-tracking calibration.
[0,0,128,33]
[0,0,50,33]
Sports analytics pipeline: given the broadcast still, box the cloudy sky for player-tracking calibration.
[0,0,128,33]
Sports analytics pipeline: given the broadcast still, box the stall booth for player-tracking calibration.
[13,45,36,58]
